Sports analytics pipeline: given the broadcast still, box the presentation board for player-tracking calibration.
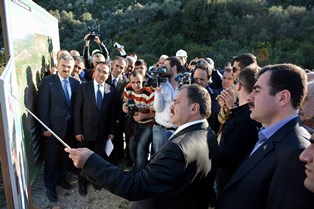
[0,0,60,208]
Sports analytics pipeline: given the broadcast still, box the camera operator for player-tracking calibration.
[122,71,155,172]
[193,60,221,134]
[152,56,182,152]
[82,33,109,72]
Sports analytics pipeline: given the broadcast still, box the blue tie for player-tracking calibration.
[63,80,70,105]
[97,84,102,109]
[112,79,116,88]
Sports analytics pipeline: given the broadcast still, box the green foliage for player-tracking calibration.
[32,0,314,69]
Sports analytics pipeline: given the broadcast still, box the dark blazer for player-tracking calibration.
[81,121,219,209]
[217,104,261,192]
[106,74,129,122]
[74,81,115,141]
[216,117,314,209]
[206,86,221,134]
[38,74,79,138]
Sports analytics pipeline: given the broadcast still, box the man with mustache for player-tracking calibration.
[216,64,314,209]
[65,84,218,209]
[38,54,79,202]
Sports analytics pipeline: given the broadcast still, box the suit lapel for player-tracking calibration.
[69,77,78,106]
[89,81,98,108]
[222,118,299,192]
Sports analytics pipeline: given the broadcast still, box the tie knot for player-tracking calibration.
[64,79,68,84]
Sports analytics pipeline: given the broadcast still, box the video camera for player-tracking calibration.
[145,67,168,88]
[87,22,100,40]
[127,99,138,117]
[175,72,192,87]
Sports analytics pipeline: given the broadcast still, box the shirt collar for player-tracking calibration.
[172,118,207,136]
[261,115,298,139]
[93,79,104,86]
[58,73,69,82]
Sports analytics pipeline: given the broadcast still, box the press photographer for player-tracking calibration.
[82,22,109,75]
[122,71,155,172]
[152,56,182,152]
[192,60,221,134]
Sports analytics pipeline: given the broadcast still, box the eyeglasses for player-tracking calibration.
[74,65,82,70]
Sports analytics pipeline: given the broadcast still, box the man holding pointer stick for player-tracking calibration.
[65,84,219,209]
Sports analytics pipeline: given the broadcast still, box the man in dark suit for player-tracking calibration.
[74,61,115,196]
[65,84,219,209]
[217,66,261,194]
[216,64,314,209]
[106,56,129,164]
[38,54,79,202]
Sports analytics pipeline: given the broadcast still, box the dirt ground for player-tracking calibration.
[0,162,131,209]
[30,162,132,209]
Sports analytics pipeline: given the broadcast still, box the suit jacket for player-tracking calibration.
[206,86,221,134]
[74,80,115,141]
[106,74,129,122]
[218,104,261,191]
[81,121,219,209]
[216,117,314,209]
[38,74,79,138]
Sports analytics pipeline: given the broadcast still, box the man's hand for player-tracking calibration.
[94,36,101,45]
[65,148,94,168]
[122,102,129,113]
[219,88,235,110]
[133,112,143,122]
[75,134,84,142]
[43,131,51,138]
[108,134,114,140]
[154,86,161,93]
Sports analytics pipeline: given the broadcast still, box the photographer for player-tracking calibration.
[152,56,182,152]
[82,33,109,71]
[122,71,155,172]
[193,60,221,134]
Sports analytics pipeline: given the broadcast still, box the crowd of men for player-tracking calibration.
[38,34,314,208]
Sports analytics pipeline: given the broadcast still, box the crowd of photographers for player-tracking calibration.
[38,33,314,208]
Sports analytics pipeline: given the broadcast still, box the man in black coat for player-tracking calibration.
[38,54,79,202]
[106,56,129,164]
[74,61,116,195]
[217,66,261,194]
[65,84,219,209]
[216,64,314,209]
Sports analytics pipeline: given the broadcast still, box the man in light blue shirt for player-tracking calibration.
[216,63,314,209]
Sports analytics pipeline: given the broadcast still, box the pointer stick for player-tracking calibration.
[12,95,71,149]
